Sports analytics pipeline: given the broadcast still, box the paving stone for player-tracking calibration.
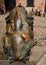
[0,60,26,65]
[30,46,46,62]
[34,17,46,46]
[37,54,46,65]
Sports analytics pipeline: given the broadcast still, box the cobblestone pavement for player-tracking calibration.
[0,14,46,65]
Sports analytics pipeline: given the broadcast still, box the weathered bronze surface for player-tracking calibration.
[3,6,36,63]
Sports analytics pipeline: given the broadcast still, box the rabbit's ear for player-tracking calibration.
[15,9,19,18]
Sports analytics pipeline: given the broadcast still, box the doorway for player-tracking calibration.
[27,0,34,7]
[45,0,46,13]
[4,0,16,11]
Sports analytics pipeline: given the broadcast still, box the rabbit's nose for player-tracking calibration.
[21,33,29,42]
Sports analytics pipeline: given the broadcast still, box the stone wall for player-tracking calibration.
[0,0,5,13]
[16,0,45,12]
[34,0,45,11]
[16,0,27,7]
[0,0,45,13]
